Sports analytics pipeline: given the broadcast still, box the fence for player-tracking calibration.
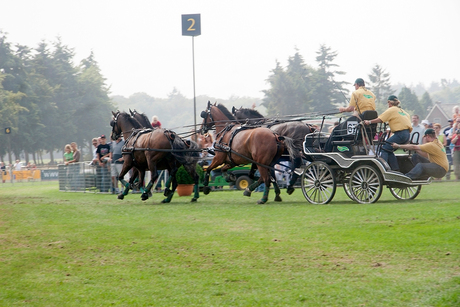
[57,161,168,194]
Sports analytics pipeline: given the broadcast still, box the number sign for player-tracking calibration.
[347,121,358,135]
[182,14,201,36]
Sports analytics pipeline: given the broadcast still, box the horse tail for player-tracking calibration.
[281,136,300,162]
[170,136,200,168]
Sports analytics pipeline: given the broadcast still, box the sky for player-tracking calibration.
[2,0,460,100]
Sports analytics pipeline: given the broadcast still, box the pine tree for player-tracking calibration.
[368,64,394,109]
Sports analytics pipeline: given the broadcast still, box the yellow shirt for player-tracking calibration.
[378,106,412,133]
[348,86,376,115]
[419,139,449,171]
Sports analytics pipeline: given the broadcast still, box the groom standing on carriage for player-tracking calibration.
[324,78,377,152]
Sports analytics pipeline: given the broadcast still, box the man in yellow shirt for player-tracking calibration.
[324,78,376,152]
[339,78,376,116]
[364,95,412,171]
[392,128,448,180]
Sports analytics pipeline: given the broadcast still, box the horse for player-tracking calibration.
[200,101,297,204]
[129,109,179,196]
[110,111,201,203]
[232,106,316,194]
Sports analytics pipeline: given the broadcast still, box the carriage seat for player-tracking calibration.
[328,110,378,156]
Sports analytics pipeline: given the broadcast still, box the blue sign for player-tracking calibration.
[182,14,201,36]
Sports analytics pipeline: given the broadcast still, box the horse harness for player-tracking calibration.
[214,124,285,170]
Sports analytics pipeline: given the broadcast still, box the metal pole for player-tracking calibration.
[192,36,197,140]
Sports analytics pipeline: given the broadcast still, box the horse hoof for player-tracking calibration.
[163,188,172,197]
[141,193,149,201]
[286,186,295,195]
[274,195,282,202]
[243,189,251,197]
[118,194,124,200]
[191,198,197,202]
[161,199,170,203]
[257,199,267,204]
[203,186,211,195]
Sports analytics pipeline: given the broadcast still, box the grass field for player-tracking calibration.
[1,181,459,306]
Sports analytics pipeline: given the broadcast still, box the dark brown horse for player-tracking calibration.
[200,102,296,204]
[232,106,316,194]
[110,111,200,203]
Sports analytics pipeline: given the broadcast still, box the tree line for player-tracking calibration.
[0,31,113,165]
[2,33,459,165]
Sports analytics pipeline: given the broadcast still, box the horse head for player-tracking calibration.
[200,101,214,134]
[110,110,123,140]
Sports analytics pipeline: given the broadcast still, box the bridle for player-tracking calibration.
[110,111,123,140]
[200,103,215,134]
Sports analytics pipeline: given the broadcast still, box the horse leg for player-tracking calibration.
[248,163,257,179]
[163,173,173,197]
[191,174,200,202]
[161,168,177,203]
[117,160,134,199]
[287,156,302,195]
[257,167,271,204]
[243,178,263,197]
[141,168,158,201]
[271,170,282,202]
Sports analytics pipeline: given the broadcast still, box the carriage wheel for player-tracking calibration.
[301,161,336,204]
[343,181,356,201]
[389,185,421,200]
[349,165,383,204]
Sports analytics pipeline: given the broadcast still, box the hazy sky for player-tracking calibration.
[2,0,460,100]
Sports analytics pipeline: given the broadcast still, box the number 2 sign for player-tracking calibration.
[182,14,201,36]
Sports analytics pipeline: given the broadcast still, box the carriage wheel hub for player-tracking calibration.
[361,182,368,189]
[314,180,321,188]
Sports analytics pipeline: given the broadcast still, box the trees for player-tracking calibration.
[398,87,422,116]
[0,35,113,164]
[311,45,348,111]
[368,64,394,112]
[419,92,433,118]
[262,46,348,116]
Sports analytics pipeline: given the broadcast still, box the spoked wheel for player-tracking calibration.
[301,161,336,204]
[349,165,383,204]
[343,181,356,201]
[389,185,421,200]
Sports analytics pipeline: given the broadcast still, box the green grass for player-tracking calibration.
[1,181,459,306]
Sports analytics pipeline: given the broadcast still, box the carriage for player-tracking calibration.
[299,111,431,204]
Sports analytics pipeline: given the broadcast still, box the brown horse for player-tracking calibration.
[110,111,200,203]
[200,102,296,204]
[232,106,316,194]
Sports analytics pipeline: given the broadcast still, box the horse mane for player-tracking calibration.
[236,108,264,119]
[217,104,235,120]
[119,111,143,128]
[133,110,151,128]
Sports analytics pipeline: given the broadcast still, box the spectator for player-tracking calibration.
[110,135,125,194]
[452,105,460,121]
[151,115,161,128]
[66,142,81,165]
[433,123,447,153]
[421,119,430,130]
[90,138,99,166]
[450,127,460,180]
[96,135,111,192]
[64,144,73,163]
[1,162,6,183]
[14,160,22,171]
[410,115,425,144]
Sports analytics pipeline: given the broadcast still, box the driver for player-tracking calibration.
[324,78,376,152]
